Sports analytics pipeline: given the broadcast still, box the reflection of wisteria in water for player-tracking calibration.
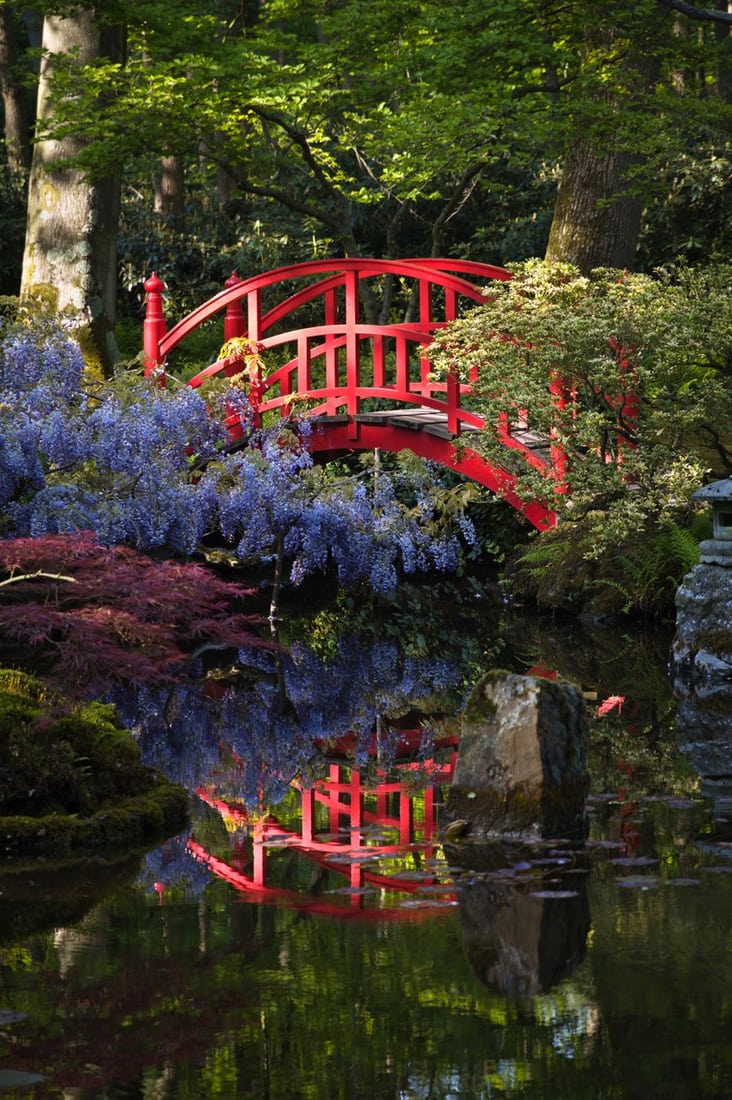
[278,636,460,739]
[113,633,463,810]
[116,635,462,897]
[113,681,228,791]
[138,831,214,898]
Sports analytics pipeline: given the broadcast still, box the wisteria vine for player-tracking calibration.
[0,319,475,592]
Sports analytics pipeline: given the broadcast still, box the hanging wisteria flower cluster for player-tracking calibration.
[0,319,475,592]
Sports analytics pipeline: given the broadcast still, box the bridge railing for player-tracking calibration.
[202,321,490,435]
[143,258,510,436]
[189,754,456,913]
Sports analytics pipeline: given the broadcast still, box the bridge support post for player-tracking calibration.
[329,763,343,833]
[252,818,266,886]
[399,787,413,845]
[422,785,436,839]
[223,273,246,342]
[301,787,316,842]
[143,272,167,379]
[446,369,460,435]
[549,372,570,493]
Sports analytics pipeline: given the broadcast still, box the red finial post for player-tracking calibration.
[223,272,246,342]
[143,272,167,378]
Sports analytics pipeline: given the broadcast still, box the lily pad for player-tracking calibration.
[609,856,658,867]
[530,889,579,899]
[616,876,660,889]
[0,1069,46,1090]
[327,886,377,896]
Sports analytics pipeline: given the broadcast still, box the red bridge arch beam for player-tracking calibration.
[306,417,556,531]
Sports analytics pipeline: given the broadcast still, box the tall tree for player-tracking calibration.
[545,1,732,271]
[12,0,732,332]
[20,7,125,375]
[0,5,30,177]
[153,154,185,222]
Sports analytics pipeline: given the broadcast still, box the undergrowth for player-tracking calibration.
[508,515,708,619]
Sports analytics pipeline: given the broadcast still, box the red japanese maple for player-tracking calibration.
[0,533,269,694]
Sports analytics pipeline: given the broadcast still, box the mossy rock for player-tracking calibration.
[0,780,190,859]
[0,668,189,858]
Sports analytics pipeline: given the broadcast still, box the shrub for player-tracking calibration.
[509,516,707,619]
[0,669,170,818]
[430,260,732,613]
[0,533,269,694]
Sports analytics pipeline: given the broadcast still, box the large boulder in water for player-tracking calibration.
[443,671,589,841]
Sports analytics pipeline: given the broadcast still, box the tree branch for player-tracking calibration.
[204,145,347,235]
[657,0,732,25]
[0,570,76,588]
[430,162,485,257]
[250,104,345,204]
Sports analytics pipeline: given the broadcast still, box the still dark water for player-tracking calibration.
[2,582,732,1100]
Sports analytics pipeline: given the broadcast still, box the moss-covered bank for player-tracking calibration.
[0,669,189,859]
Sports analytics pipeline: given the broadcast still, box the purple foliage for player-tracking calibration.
[0,533,270,694]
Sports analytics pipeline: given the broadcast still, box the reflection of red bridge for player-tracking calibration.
[189,756,457,919]
[143,258,557,530]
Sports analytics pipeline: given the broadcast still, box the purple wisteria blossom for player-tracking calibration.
[0,320,475,591]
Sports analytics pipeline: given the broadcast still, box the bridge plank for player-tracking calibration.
[315,410,551,455]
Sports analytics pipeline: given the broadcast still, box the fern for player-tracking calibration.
[593,577,635,615]
[627,522,699,608]
[511,517,703,617]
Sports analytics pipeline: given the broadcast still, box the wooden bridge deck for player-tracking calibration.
[311,408,551,461]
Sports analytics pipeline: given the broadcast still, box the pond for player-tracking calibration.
[1,579,732,1100]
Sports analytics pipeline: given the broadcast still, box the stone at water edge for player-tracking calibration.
[672,563,732,787]
[443,671,589,841]
[672,562,732,682]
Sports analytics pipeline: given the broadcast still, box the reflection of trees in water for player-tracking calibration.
[502,612,676,709]
[501,612,698,794]
[0,854,145,944]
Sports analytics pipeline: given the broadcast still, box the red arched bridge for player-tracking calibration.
[143,258,558,530]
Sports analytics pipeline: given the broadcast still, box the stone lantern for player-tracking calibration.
[693,477,732,566]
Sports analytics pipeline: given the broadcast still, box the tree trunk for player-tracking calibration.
[715,1,732,102]
[21,10,125,376]
[545,139,644,272]
[545,16,662,275]
[0,6,30,176]
[154,154,185,223]
[216,161,237,209]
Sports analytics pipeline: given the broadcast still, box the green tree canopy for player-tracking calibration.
[22,0,732,265]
